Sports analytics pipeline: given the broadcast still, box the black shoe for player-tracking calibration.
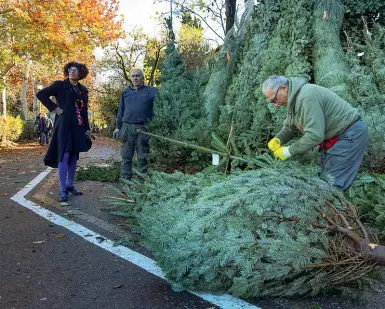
[59,191,68,202]
[66,186,83,195]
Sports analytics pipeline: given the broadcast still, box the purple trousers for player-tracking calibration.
[58,152,78,193]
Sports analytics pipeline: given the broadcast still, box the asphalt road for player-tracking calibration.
[0,143,219,309]
[2,140,383,309]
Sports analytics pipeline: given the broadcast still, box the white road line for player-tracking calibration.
[11,168,261,309]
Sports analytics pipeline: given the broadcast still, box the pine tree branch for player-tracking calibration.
[337,195,370,241]
[225,122,234,174]
[314,204,336,226]
[356,218,370,242]
[105,196,135,203]
[334,225,363,246]
[313,203,363,245]
[137,129,252,164]
[303,256,368,269]
[312,222,333,229]
[324,199,352,228]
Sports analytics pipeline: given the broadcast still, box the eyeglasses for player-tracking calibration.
[68,68,79,74]
[269,87,280,104]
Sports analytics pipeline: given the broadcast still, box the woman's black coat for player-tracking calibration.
[36,79,90,168]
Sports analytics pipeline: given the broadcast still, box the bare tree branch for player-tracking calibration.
[114,43,130,82]
[213,0,226,33]
[177,4,224,40]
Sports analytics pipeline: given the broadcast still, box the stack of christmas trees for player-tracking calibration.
[116,159,384,297]
[112,0,385,298]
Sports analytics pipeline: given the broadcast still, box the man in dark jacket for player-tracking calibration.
[34,113,42,141]
[38,113,51,145]
[113,69,158,182]
[263,75,368,191]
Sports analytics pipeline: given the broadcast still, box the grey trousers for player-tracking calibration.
[319,120,368,191]
[120,123,149,180]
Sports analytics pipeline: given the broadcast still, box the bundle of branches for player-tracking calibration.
[117,159,385,298]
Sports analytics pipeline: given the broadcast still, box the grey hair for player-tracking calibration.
[130,68,144,77]
[262,75,289,92]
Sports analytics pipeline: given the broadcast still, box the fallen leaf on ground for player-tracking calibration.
[63,212,75,218]
[33,240,46,244]
[0,193,8,196]
[95,236,106,243]
[60,202,69,206]
[53,234,65,238]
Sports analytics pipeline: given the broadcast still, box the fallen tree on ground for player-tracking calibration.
[114,159,385,297]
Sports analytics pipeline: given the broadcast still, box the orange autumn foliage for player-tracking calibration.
[0,0,124,70]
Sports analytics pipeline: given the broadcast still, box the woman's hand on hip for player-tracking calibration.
[55,107,64,115]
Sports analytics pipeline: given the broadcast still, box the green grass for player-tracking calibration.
[75,165,121,182]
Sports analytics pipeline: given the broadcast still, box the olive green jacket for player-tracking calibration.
[276,77,359,156]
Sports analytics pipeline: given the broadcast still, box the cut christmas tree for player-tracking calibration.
[116,158,385,298]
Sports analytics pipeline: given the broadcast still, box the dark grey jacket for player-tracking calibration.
[116,85,158,129]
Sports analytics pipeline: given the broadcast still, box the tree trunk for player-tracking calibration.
[32,78,37,120]
[20,60,32,120]
[2,79,6,143]
[20,78,28,120]
[225,0,237,34]
[147,48,161,86]
[313,0,352,102]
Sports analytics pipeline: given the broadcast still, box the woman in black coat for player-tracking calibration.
[37,62,92,202]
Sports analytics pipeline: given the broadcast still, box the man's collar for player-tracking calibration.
[130,84,145,90]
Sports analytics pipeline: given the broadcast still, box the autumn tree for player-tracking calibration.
[94,25,173,133]
[143,38,167,86]
[0,0,123,141]
[177,13,211,69]
[156,0,240,42]
[0,0,122,75]
[97,28,148,84]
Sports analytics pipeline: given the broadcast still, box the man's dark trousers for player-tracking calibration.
[40,132,48,145]
[120,123,149,181]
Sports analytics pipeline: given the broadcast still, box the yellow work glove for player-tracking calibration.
[268,137,281,152]
[274,146,292,161]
